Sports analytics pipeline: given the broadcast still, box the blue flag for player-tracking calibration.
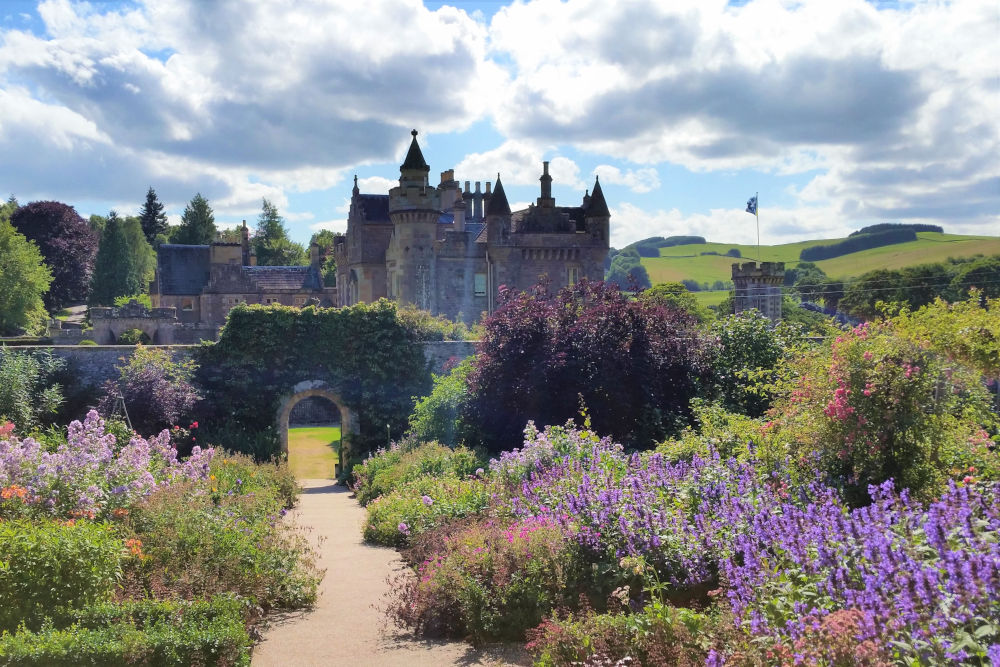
[746,195,757,216]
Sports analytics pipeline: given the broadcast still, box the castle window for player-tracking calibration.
[181,298,193,311]
[474,273,486,296]
[568,267,580,287]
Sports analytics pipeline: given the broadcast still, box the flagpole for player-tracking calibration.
[755,192,760,262]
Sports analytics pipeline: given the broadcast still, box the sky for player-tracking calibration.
[0,0,997,249]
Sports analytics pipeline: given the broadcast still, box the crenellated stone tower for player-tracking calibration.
[732,261,785,322]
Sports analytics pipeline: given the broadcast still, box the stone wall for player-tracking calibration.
[11,340,478,390]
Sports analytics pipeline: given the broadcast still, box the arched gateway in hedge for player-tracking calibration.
[275,380,360,470]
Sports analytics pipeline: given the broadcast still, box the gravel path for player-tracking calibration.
[251,479,530,667]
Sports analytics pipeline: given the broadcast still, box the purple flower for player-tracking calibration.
[398,522,410,535]
[421,495,433,506]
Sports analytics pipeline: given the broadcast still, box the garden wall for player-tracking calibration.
[12,341,478,390]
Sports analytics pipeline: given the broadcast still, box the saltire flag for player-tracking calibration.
[746,195,758,216]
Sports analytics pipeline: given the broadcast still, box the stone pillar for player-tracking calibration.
[731,261,785,323]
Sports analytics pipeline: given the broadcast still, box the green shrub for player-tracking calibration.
[0,595,251,666]
[113,293,152,309]
[0,348,65,431]
[657,401,764,463]
[115,328,151,345]
[353,440,484,506]
[0,519,123,632]
[385,517,585,643]
[122,479,319,609]
[78,339,97,345]
[407,358,476,447]
[363,476,490,547]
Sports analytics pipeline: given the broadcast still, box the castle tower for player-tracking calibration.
[732,262,785,323]
[389,130,440,311]
[486,174,511,245]
[584,175,610,242]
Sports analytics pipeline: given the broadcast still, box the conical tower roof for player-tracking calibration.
[486,174,511,216]
[587,175,610,217]
[400,129,430,172]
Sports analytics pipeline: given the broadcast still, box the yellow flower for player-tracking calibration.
[210,475,216,481]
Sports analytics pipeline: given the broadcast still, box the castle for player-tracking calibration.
[334,130,611,323]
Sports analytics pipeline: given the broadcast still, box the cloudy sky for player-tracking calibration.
[1,0,997,248]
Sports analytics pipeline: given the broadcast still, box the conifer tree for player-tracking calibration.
[173,193,216,245]
[138,186,168,245]
[253,198,306,266]
[89,211,139,306]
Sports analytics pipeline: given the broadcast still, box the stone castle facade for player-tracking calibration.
[334,130,610,323]
[150,222,337,331]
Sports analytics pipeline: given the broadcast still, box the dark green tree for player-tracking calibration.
[0,196,17,225]
[0,218,52,334]
[310,229,342,286]
[172,193,216,245]
[122,215,155,292]
[90,211,139,306]
[253,199,306,266]
[138,186,168,245]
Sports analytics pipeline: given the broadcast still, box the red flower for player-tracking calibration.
[190,421,199,429]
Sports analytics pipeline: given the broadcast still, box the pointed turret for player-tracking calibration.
[486,174,511,216]
[352,174,359,196]
[587,175,610,217]
[400,129,430,173]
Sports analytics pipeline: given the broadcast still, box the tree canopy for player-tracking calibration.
[90,212,139,306]
[253,199,306,266]
[10,200,98,310]
[172,193,216,245]
[138,186,168,245]
[0,218,52,334]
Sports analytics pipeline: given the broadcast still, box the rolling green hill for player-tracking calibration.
[642,232,1000,290]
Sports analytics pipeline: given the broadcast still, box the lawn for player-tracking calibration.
[642,232,1000,286]
[287,425,341,479]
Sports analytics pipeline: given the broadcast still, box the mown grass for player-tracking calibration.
[287,425,341,479]
[642,232,1000,286]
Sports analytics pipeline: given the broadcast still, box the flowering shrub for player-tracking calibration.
[767,321,998,503]
[385,516,583,643]
[353,440,484,506]
[98,345,200,435]
[0,410,213,520]
[363,476,490,547]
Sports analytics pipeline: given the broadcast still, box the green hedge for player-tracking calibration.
[0,519,122,633]
[0,596,251,666]
[194,301,433,458]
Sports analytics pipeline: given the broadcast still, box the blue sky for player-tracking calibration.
[0,0,996,248]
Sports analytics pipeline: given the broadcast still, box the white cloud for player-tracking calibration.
[356,176,396,194]
[310,219,347,233]
[593,165,659,193]
[455,140,585,190]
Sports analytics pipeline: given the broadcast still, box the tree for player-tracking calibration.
[0,349,65,430]
[172,193,216,245]
[638,282,708,322]
[606,248,651,290]
[10,201,98,310]
[90,211,140,306]
[121,215,156,291]
[951,256,1000,301]
[98,345,200,435]
[310,229,342,286]
[463,280,710,452]
[0,218,52,334]
[138,186,168,245]
[254,198,306,266]
[0,196,17,225]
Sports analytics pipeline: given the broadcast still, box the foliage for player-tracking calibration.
[363,476,490,547]
[0,596,252,666]
[98,345,200,436]
[849,222,943,237]
[800,228,917,261]
[709,311,803,417]
[194,301,432,457]
[353,439,484,506]
[407,358,475,446]
[113,293,152,309]
[172,193,216,245]
[0,410,214,520]
[0,518,123,632]
[657,401,765,463]
[606,249,651,289]
[0,348,65,431]
[384,516,585,643]
[115,328,151,345]
[951,255,1000,300]
[120,462,320,609]
[138,186,168,246]
[0,218,52,335]
[394,303,470,341]
[464,280,710,452]
[766,321,998,504]
[253,198,306,266]
[89,212,141,305]
[637,282,708,322]
[0,196,16,225]
[310,230,341,287]
[10,200,98,310]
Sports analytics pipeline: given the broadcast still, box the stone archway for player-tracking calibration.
[276,380,359,474]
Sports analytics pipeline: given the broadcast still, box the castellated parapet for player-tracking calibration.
[732,261,785,323]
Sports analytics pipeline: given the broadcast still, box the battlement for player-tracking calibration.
[731,262,786,323]
[731,261,786,281]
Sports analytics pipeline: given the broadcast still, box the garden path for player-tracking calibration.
[251,479,530,667]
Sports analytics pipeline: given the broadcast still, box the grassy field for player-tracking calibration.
[287,425,341,479]
[642,232,1000,286]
